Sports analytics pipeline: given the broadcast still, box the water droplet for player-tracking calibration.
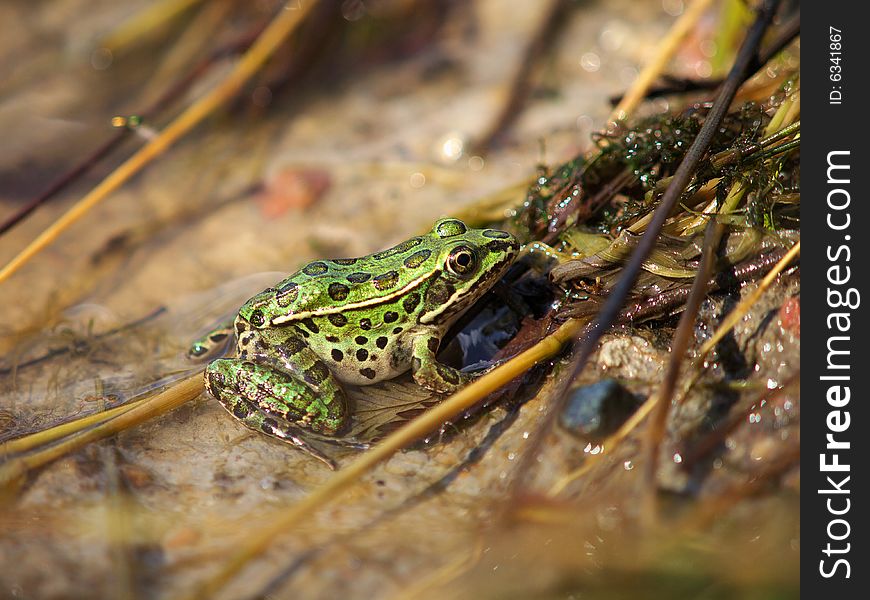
[90,47,113,70]
[439,133,464,161]
[252,86,272,108]
[662,0,684,16]
[580,52,601,72]
[409,172,426,188]
[341,0,366,21]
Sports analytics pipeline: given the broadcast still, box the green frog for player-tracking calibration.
[198,218,518,466]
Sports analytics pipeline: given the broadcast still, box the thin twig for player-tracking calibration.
[608,0,716,123]
[474,0,575,153]
[0,396,148,456]
[607,11,800,107]
[642,219,724,522]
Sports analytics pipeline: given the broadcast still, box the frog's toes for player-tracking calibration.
[413,362,471,394]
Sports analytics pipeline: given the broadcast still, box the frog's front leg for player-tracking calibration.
[205,346,348,468]
[408,329,473,394]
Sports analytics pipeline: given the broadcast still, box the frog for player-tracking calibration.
[200,218,519,467]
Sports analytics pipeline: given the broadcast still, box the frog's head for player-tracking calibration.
[419,218,519,325]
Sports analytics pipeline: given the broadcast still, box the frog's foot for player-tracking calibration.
[223,394,338,469]
[187,318,236,362]
[409,332,473,395]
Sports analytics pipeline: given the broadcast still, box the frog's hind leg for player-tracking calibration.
[204,358,347,469]
[222,392,338,469]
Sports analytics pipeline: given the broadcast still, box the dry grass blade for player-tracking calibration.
[0,373,203,488]
[0,0,317,286]
[100,0,206,53]
[0,396,149,456]
[183,318,588,599]
[608,0,715,123]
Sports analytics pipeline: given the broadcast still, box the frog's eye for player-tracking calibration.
[446,246,477,277]
[249,310,266,327]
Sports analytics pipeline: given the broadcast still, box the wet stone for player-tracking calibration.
[558,379,641,442]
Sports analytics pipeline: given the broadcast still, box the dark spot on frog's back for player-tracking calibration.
[347,272,372,284]
[376,336,388,349]
[327,313,347,327]
[302,261,329,277]
[482,229,511,239]
[373,271,399,291]
[332,258,358,266]
[331,349,344,362]
[359,367,377,380]
[300,318,320,334]
[328,282,350,302]
[435,219,467,238]
[232,402,249,419]
[372,237,423,260]
[383,311,399,323]
[275,280,299,306]
[403,249,432,269]
[356,348,369,362]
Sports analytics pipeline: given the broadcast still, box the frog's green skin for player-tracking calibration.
[203,218,518,465]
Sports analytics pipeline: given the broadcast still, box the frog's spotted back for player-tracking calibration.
[238,218,518,328]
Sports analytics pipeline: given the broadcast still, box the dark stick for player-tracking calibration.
[507,0,783,494]
[473,0,575,154]
[0,23,263,237]
[642,219,724,517]
[0,131,130,235]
